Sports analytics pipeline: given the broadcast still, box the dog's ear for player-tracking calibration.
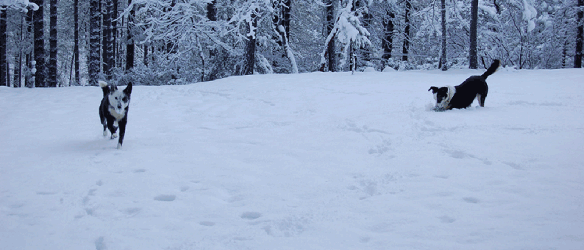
[428,86,439,93]
[124,82,132,95]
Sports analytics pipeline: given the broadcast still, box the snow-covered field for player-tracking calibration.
[1,68,583,250]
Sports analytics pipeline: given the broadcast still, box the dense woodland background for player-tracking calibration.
[0,0,583,87]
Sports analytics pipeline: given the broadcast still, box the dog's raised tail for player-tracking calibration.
[99,80,108,88]
[99,80,111,96]
[481,59,500,79]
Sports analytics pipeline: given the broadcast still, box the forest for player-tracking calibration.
[0,0,583,87]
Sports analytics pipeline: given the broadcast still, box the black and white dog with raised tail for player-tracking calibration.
[429,60,500,111]
[99,80,132,149]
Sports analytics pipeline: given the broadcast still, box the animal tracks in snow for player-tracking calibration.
[348,173,403,199]
[199,221,216,226]
[463,197,480,204]
[443,149,493,165]
[341,119,396,157]
[240,211,262,220]
[153,194,176,202]
[94,236,106,250]
[439,215,456,223]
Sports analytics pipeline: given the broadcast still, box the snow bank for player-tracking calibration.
[1,68,583,249]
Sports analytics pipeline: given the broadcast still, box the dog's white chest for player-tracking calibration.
[108,107,126,121]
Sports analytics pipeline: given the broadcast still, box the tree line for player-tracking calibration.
[0,0,583,87]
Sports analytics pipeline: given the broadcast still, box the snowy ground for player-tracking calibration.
[1,68,583,250]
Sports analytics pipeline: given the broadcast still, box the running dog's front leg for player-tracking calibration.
[117,119,127,149]
[106,117,118,139]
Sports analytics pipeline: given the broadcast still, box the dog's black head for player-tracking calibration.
[428,86,450,104]
[101,81,133,116]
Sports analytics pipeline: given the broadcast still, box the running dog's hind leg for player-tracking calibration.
[477,93,487,107]
[100,109,108,137]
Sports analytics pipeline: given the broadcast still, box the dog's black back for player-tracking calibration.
[448,75,489,109]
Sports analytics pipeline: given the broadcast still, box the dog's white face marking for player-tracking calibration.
[108,90,130,120]
[435,86,456,109]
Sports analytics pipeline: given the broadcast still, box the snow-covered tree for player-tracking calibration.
[319,0,372,71]
[0,1,39,86]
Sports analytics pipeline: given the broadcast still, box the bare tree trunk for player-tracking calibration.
[469,0,478,69]
[0,7,7,87]
[89,0,101,86]
[575,0,583,68]
[103,0,113,79]
[356,0,372,66]
[33,0,46,87]
[48,0,58,87]
[282,0,291,41]
[326,0,336,72]
[440,0,447,71]
[242,10,257,75]
[14,13,24,87]
[5,61,9,87]
[144,45,148,66]
[113,0,118,69]
[402,0,411,62]
[381,10,394,65]
[274,0,298,73]
[126,0,134,71]
[207,0,217,21]
[74,0,80,85]
[25,10,33,87]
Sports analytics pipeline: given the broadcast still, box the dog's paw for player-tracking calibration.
[103,130,108,137]
[433,106,447,112]
[117,143,122,149]
[111,133,118,139]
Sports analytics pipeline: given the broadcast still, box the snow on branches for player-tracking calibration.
[0,0,38,11]
[319,0,372,71]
